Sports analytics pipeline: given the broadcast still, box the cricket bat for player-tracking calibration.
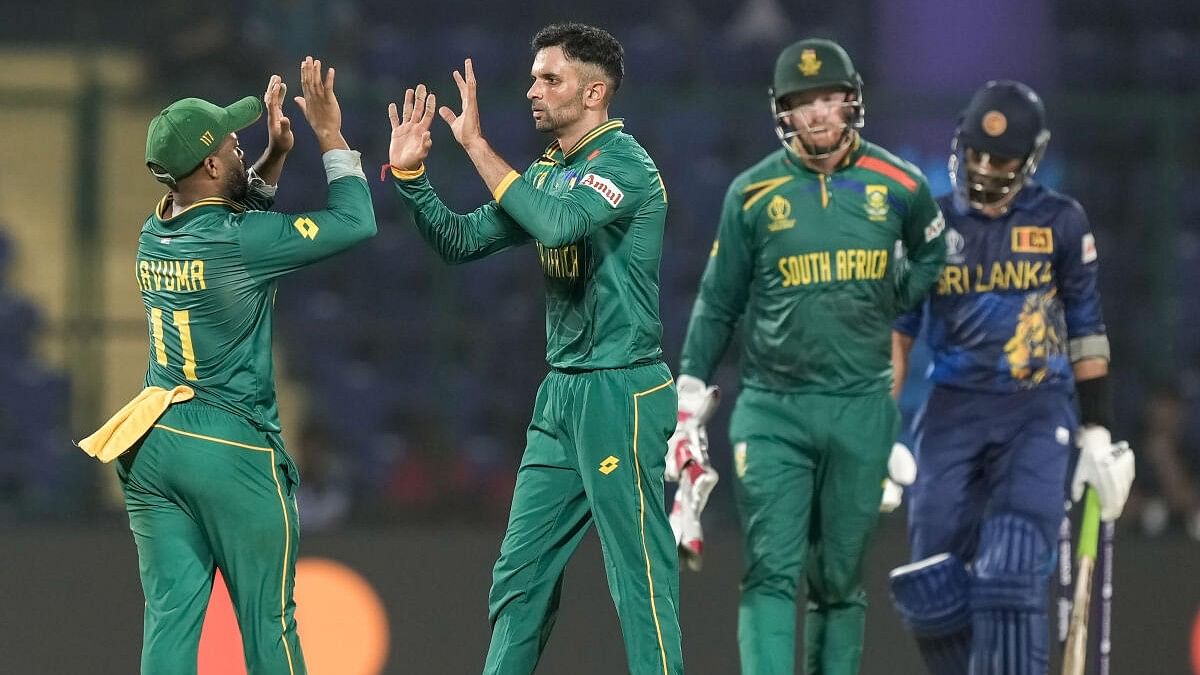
[1062,488,1101,675]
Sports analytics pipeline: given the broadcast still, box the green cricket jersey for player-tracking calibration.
[136,167,377,432]
[680,138,946,394]
[392,119,669,371]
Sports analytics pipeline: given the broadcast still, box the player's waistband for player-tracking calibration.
[928,378,1074,397]
[927,383,1075,412]
[165,396,281,437]
[740,381,891,398]
[548,357,664,375]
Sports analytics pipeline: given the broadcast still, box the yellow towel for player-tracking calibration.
[77,385,195,463]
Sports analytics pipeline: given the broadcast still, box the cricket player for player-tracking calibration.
[887,80,1135,675]
[385,24,680,674]
[674,38,946,674]
[79,57,377,673]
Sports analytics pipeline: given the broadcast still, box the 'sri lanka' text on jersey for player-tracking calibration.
[895,183,1106,393]
[681,139,947,395]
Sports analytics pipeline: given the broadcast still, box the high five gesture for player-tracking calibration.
[293,56,348,153]
[439,58,484,149]
[388,84,437,172]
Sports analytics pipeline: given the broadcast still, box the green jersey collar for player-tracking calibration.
[538,119,624,165]
[783,134,865,176]
[153,194,244,222]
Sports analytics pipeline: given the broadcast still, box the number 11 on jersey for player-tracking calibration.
[150,307,198,380]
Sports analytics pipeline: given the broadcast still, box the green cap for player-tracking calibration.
[145,96,262,184]
[772,38,862,101]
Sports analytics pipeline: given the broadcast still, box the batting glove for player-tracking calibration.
[1073,426,1135,522]
[880,442,917,513]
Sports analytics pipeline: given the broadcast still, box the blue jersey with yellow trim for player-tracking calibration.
[895,182,1104,393]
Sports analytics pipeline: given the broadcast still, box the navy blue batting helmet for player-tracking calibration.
[958,80,1047,159]
[949,80,1051,212]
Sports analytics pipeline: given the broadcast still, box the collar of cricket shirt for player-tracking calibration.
[539,119,625,166]
[154,193,245,222]
[783,133,864,177]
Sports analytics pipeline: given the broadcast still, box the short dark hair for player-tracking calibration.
[531,23,624,92]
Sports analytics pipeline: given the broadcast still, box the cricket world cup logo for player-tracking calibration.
[766,195,795,232]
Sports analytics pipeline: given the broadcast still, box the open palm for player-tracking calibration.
[388,84,436,171]
[263,74,294,154]
[439,58,482,148]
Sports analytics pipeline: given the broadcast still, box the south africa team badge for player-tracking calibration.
[865,185,889,221]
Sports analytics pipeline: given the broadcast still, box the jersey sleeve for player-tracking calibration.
[679,181,753,383]
[392,169,531,263]
[894,301,924,337]
[238,174,378,281]
[896,179,947,312]
[495,150,659,248]
[1054,200,1108,356]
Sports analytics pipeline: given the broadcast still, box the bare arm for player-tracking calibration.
[892,330,915,400]
[1072,356,1107,383]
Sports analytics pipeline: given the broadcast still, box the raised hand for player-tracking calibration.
[388,84,437,171]
[263,74,294,155]
[293,56,348,152]
[439,58,484,148]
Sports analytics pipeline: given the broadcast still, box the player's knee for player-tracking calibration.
[807,564,864,606]
[908,497,968,547]
[907,520,963,561]
[969,513,1053,613]
[889,553,970,637]
[741,559,801,599]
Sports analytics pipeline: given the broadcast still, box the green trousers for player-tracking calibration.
[116,401,306,675]
[730,388,897,675]
[484,362,682,675]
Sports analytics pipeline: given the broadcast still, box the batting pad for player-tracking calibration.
[969,513,1051,675]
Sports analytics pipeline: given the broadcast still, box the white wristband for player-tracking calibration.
[322,148,365,183]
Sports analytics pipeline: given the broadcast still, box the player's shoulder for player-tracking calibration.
[142,199,252,248]
[1021,182,1088,229]
[728,149,792,194]
[593,130,659,175]
[855,140,929,195]
[1028,182,1085,216]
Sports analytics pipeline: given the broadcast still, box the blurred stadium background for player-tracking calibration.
[1,0,1198,672]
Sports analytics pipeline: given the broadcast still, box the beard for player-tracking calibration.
[533,90,585,134]
[786,102,856,158]
[797,129,846,156]
[223,162,250,202]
